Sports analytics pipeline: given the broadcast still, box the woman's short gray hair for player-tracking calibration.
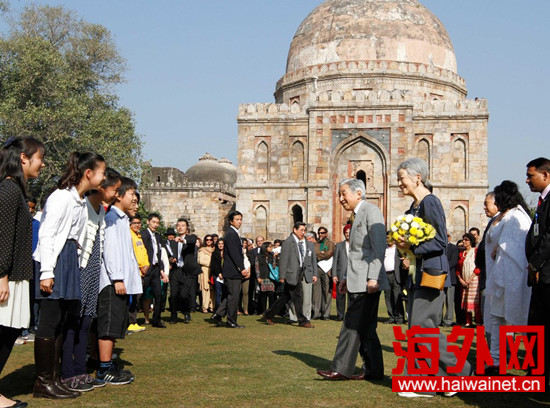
[397,158,432,190]
[304,231,317,240]
[339,178,366,199]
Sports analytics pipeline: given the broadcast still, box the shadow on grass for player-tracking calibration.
[0,363,34,397]
[458,390,550,407]
[273,350,330,370]
[272,350,393,389]
[114,346,134,369]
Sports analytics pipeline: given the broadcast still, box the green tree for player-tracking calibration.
[0,5,143,198]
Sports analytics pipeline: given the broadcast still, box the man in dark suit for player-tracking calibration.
[443,233,459,327]
[211,211,246,328]
[318,178,388,381]
[525,157,550,385]
[312,226,335,320]
[249,236,264,314]
[263,222,318,328]
[332,224,351,321]
[141,213,169,328]
[167,219,199,324]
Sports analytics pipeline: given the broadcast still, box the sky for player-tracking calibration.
[1,0,549,204]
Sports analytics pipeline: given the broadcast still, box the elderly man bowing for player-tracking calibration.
[317,178,388,381]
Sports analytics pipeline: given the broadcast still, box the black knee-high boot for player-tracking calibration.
[33,337,79,399]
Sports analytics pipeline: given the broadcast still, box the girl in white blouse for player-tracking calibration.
[33,152,106,400]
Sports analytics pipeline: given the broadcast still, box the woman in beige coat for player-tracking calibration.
[197,235,215,313]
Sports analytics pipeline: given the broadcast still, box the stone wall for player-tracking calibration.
[237,96,488,243]
[142,181,235,238]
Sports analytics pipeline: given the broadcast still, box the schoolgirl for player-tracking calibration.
[60,168,121,392]
[0,137,44,408]
[33,152,106,399]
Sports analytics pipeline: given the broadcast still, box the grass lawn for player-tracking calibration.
[1,299,549,407]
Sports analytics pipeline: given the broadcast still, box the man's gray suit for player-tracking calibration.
[330,201,388,378]
[331,240,348,320]
[265,234,317,325]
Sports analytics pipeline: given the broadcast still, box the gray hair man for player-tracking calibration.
[317,178,388,380]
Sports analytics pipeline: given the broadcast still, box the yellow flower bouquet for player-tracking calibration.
[387,214,437,285]
[388,214,436,246]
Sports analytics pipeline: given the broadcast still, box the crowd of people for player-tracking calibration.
[1,136,549,406]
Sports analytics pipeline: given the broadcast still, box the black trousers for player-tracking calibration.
[142,264,162,325]
[528,283,550,386]
[383,271,404,323]
[264,278,309,325]
[0,325,21,375]
[215,278,242,326]
[258,290,275,314]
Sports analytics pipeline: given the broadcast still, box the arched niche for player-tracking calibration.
[255,141,269,182]
[290,141,305,181]
[417,138,431,177]
[254,205,268,239]
[451,137,468,181]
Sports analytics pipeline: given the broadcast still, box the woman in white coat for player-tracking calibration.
[484,180,532,374]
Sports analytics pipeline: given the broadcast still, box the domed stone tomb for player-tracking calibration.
[237,0,489,242]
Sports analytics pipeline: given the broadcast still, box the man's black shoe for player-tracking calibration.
[151,321,166,328]
[211,313,224,327]
[226,323,245,329]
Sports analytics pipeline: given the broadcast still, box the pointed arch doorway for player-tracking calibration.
[331,135,388,241]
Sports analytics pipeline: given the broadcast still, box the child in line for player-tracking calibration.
[96,177,142,385]
[60,168,122,392]
[0,136,45,408]
[33,152,106,399]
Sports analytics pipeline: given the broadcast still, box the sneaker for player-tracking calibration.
[113,362,135,381]
[127,323,146,333]
[14,336,26,346]
[96,365,133,385]
[443,392,458,397]
[62,375,94,392]
[24,333,35,342]
[83,374,106,388]
[398,392,434,398]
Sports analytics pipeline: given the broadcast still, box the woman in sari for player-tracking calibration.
[457,233,481,327]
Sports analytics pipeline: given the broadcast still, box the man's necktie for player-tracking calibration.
[151,232,158,265]
[298,241,305,262]
[538,196,543,208]
[349,212,355,226]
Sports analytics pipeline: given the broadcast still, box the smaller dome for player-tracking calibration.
[217,158,237,184]
[186,153,236,185]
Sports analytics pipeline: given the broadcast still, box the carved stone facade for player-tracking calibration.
[236,0,489,242]
[142,155,236,238]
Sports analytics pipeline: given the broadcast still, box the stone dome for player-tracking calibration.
[186,153,236,185]
[286,0,457,74]
[217,158,238,184]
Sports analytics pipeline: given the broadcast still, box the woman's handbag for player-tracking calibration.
[420,268,447,290]
[268,264,279,281]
